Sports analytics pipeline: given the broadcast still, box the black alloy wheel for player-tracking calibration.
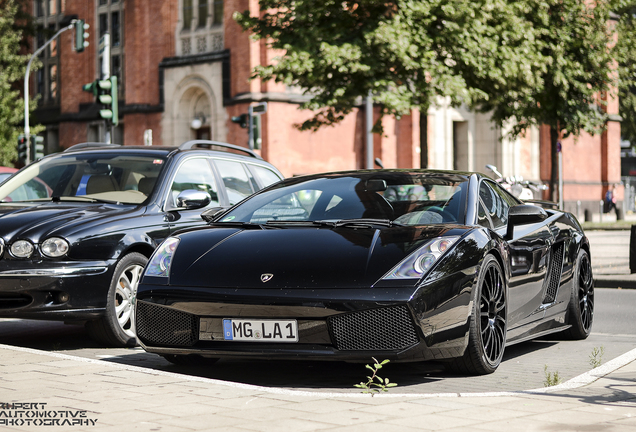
[449,254,507,375]
[563,249,594,340]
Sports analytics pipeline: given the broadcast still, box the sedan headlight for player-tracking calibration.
[383,236,460,280]
[41,237,70,258]
[145,237,180,278]
[10,240,34,258]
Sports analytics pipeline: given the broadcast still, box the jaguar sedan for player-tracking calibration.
[0,140,283,347]
[135,169,593,374]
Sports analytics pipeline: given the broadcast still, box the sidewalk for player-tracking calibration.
[586,228,636,289]
[1,343,635,431]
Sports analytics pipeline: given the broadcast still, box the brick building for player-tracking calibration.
[30,0,622,217]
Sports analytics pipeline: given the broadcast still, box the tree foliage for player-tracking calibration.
[0,0,38,167]
[235,0,547,131]
[614,1,636,145]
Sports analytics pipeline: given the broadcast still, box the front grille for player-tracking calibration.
[328,306,419,351]
[0,293,32,309]
[543,242,565,304]
[136,301,197,347]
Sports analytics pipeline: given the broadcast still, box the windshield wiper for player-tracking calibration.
[313,219,402,228]
[51,196,120,204]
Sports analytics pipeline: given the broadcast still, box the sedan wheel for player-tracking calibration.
[86,252,148,347]
[563,249,594,340]
[449,254,507,375]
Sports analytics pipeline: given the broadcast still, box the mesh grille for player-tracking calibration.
[328,306,419,351]
[543,242,565,304]
[136,301,197,347]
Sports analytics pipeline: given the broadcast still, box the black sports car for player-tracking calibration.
[0,140,283,347]
[135,170,594,374]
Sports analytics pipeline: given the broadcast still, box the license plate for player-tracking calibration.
[222,319,298,342]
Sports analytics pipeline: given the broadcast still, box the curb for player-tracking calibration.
[594,276,636,289]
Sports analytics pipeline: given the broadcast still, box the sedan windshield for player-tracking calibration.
[0,153,166,204]
[217,172,469,226]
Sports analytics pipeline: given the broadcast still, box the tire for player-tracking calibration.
[161,354,219,366]
[449,254,507,375]
[562,249,594,340]
[85,252,148,347]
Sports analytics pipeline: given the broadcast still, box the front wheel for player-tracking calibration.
[562,249,594,340]
[85,252,148,347]
[449,254,507,375]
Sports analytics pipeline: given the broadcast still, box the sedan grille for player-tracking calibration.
[543,242,565,304]
[328,306,419,351]
[136,301,197,347]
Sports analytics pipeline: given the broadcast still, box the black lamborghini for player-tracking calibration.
[135,170,594,375]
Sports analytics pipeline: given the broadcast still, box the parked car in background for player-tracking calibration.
[0,140,283,347]
[0,167,17,183]
[136,169,593,375]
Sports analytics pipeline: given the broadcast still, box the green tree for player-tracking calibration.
[0,0,33,166]
[614,1,636,148]
[235,0,547,132]
[483,0,617,201]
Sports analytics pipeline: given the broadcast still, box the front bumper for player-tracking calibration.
[136,278,474,363]
[0,260,115,320]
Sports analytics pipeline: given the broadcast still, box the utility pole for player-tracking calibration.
[23,19,89,164]
[366,91,373,169]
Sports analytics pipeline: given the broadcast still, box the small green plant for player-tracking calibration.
[543,365,562,387]
[589,346,605,369]
[354,357,397,396]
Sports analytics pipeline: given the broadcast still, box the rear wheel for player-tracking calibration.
[85,252,147,347]
[449,255,507,375]
[562,249,594,340]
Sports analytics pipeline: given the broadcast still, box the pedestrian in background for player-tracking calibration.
[604,184,617,215]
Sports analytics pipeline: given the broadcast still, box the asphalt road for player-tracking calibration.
[0,288,634,394]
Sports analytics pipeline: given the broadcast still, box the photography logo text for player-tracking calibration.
[0,402,98,427]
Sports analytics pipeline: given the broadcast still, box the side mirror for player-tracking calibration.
[506,204,548,239]
[175,189,211,210]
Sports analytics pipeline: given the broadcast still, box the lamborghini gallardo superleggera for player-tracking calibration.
[135,170,594,375]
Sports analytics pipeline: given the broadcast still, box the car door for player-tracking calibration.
[165,157,222,233]
[478,180,553,329]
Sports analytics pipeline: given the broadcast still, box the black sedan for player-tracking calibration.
[135,170,593,374]
[0,140,283,347]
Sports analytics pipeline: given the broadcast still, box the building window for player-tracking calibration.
[178,0,223,55]
[183,0,193,30]
[213,0,223,25]
[33,0,64,105]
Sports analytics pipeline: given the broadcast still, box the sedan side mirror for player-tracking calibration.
[506,204,548,239]
[175,189,211,210]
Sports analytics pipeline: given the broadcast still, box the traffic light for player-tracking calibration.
[74,19,90,53]
[231,113,248,128]
[82,76,118,125]
[17,135,28,165]
[31,135,44,160]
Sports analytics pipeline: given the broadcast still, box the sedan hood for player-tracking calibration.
[170,225,463,289]
[0,202,139,242]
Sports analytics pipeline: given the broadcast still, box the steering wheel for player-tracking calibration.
[423,206,455,223]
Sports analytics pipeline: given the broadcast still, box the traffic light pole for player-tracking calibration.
[23,22,76,164]
[99,34,111,144]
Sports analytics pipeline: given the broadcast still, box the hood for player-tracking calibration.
[169,225,462,289]
[0,202,140,243]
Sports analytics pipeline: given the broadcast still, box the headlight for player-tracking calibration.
[41,237,70,258]
[383,236,460,280]
[11,240,34,258]
[145,237,180,278]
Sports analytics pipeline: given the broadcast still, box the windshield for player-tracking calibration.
[217,172,469,225]
[0,153,167,204]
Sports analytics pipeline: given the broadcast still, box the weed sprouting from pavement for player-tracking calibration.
[354,357,397,396]
[543,365,562,387]
[589,346,605,369]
